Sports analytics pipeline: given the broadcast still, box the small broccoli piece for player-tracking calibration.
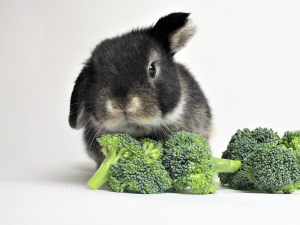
[108,158,172,194]
[219,127,281,190]
[280,130,300,191]
[162,131,241,194]
[243,143,300,193]
[87,133,145,190]
[281,130,300,160]
[107,138,172,194]
[140,138,164,163]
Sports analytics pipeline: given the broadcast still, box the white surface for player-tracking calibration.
[1,161,300,225]
[1,0,300,224]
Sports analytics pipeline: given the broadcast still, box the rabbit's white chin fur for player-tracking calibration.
[90,115,154,137]
[108,120,154,137]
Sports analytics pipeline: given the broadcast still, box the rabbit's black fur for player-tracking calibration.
[69,12,212,166]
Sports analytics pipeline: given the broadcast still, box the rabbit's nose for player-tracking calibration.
[126,97,140,113]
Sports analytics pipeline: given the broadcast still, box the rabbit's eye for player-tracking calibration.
[148,62,156,78]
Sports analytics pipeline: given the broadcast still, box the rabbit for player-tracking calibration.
[69,12,212,167]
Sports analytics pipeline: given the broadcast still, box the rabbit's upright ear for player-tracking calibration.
[149,12,196,55]
[69,63,91,129]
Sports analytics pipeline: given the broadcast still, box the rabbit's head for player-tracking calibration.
[69,12,196,136]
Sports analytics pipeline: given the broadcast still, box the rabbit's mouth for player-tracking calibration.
[109,116,153,129]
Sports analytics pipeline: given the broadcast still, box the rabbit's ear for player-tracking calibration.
[149,12,196,55]
[69,63,92,129]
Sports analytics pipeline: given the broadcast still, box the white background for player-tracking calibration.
[1,0,300,224]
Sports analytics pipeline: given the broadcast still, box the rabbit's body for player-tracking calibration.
[69,13,212,166]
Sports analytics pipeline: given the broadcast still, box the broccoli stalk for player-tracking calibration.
[87,133,145,190]
[87,145,125,190]
[212,157,242,173]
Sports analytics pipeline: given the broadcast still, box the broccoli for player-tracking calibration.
[281,130,300,160]
[218,127,300,193]
[280,130,300,191]
[218,127,281,190]
[87,133,145,190]
[87,129,300,194]
[243,142,300,193]
[139,138,164,163]
[87,135,172,193]
[108,159,172,194]
[162,131,242,194]
[107,138,172,194]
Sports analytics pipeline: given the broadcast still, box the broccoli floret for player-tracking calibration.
[107,138,172,193]
[243,143,300,193]
[108,157,172,194]
[251,127,281,144]
[88,135,172,193]
[280,130,300,191]
[87,133,145,190]
[164,130,206,149]
[281,130,300,160]
[162,131,241,194]
[140,138,164,163]
[219,127,281,190]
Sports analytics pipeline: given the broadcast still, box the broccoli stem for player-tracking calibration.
[87,158,111,190]
[87,146,125,190]
[212,157,242,173]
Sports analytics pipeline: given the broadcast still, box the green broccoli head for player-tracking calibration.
[280,130,300,191]
[281,130,300,160]
[219,127,281,190]
[87,133,145,190]
[108,157,172,194]
[88,135,172,193]
[243,143,300,194]
[162,131,218,194]
[108,138,172,194]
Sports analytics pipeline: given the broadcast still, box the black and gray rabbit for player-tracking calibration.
[69,12,212,167]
